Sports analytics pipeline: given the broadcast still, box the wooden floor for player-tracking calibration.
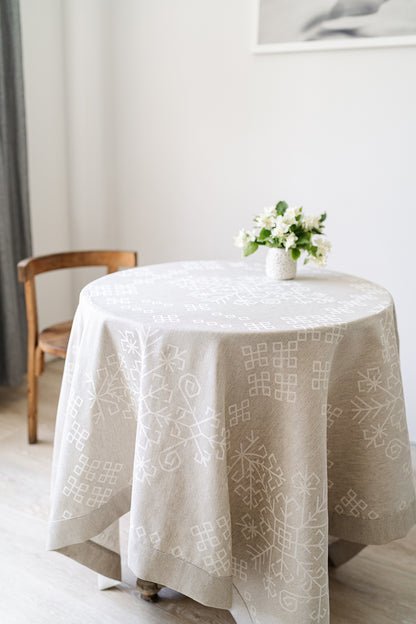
[0,360,415,624]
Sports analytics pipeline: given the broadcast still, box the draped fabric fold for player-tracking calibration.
[0,2,32,386]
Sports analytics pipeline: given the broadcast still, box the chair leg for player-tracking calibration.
[35,348,45,376]
[27,351,38,444]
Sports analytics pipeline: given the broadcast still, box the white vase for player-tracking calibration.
[265,248,297,280]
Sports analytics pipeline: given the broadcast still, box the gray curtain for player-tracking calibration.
[0,1,32,386]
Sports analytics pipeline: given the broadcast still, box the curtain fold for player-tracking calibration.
[0,1,32,386]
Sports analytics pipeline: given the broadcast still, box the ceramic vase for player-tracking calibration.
[265,248,297,280]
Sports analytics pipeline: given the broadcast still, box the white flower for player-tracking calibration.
[316,237,331,255]
[234,229,255,248]
[283,206,301,225]
[302,214,322,231]
[271,215,290,238]
[310,236,331,266]
[255,206,277,230]
[284,232,298,250]
[309,254,327,267]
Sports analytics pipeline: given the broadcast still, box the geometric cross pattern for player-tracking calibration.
[190,515,232,576]
[334,488,380,520]
[228,399,251,427]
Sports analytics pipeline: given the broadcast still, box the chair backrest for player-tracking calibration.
[17,250,138,345]
[17,250,138,281]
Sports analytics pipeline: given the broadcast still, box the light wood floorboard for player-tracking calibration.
[0,360,415,623]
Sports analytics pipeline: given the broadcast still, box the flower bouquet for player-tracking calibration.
[234,201,330,279]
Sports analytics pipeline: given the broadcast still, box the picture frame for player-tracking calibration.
[253,0,416,53]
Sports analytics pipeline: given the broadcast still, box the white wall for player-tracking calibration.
[20,0,416,439]
[19,0,73,328]
[111,0,416,440]
[20,0,118,325]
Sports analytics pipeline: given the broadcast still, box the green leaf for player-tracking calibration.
[275,201,288,215]
[243,241,258,257]
[296,234,311,246]
[319,212,327,223]
[258,228,271,241]
[291,247,301,261]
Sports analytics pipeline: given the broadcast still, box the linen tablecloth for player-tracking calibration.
[47,261,416,624]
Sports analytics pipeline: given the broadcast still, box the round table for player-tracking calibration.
[48,261,416,624]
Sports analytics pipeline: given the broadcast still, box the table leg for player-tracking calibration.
[328,539,366,567]
[136,578,164,602]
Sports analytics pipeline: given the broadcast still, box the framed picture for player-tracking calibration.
[254,0,416,53]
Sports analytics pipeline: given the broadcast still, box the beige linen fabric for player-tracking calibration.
[47,261,416,624]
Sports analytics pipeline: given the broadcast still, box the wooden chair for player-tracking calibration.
[17,250,138,444]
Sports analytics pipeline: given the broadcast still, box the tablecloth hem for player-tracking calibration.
[328,500,416,544]
[47,485,131,550]
[128,539,233,609]
[55,541,121,581]
[230,584,255,624]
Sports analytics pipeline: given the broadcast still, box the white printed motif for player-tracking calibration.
[74,454,101,481]
[87,353,136,422]
[87,486,112,508]
[228,400,250,427]
[229,432,285,510]
[274,373,297,402]
[351,308,406,454]
[135,525,184,558]
[312,361,331,391]
[63,476,88,503]
[242,341,301,403]
[334,488,380,520]
[126,327,227,480]
[191,515,232,576]
[66,421,89,451]
[242,343,268,370]
[134,455,157,485]
[158,374,226,471]
[175,274,338,309]
[153,314,180,324]
[67,394,83,419]
[327,404,342,429]
[83,262,392,332]
[248,371,271,397]
[98,461,123,485]
[62,457,124,510]
[231,433,328,621]
[232,556,248,581]
[273,341,298,368]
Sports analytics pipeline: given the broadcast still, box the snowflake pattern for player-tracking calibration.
[231,433,328,621]
[350,308,406,452]
[87,353,136,423]
[229,432,285,510]
[130,328,227,478]
[49,262,414,624]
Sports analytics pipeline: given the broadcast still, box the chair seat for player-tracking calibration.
[38,321,73,358]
